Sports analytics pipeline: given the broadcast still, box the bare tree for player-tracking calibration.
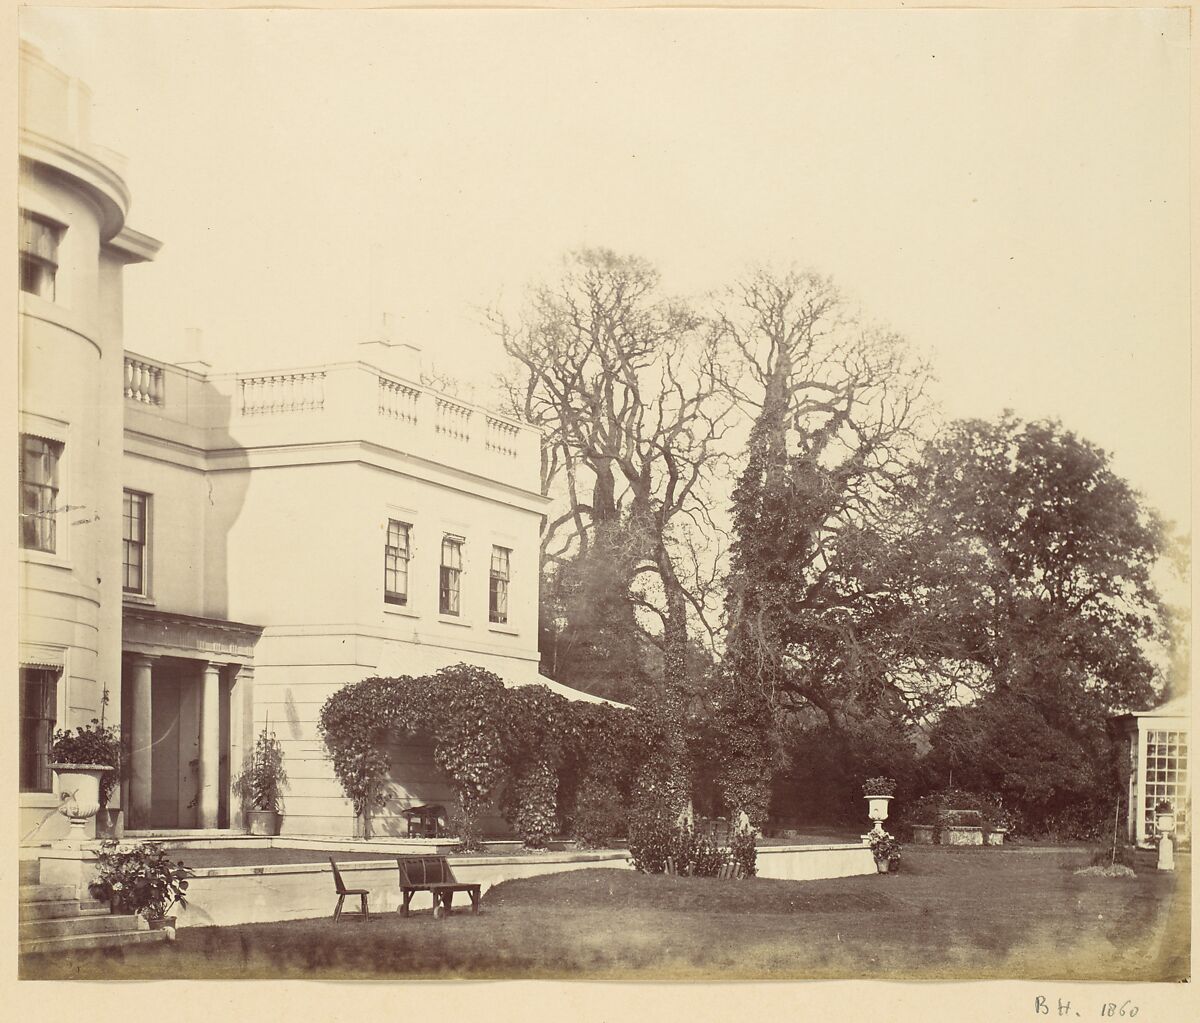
[491,249,737,805]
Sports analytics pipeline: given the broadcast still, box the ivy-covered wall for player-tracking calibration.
[318,664,638,849]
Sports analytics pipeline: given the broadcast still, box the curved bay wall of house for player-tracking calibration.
[18,43,160,841]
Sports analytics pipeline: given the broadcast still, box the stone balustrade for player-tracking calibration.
[485,416,520,459]
[124,355,165,406]
[239,371,326,416]
[121,351,541,494]
[378,375,420,424]
[435,397,473,443]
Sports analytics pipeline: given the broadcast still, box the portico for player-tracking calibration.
[121,608,262,832]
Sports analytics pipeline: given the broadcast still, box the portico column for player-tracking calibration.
[198,661,222,829]
[228,663,254,832]
[128,655,155,830]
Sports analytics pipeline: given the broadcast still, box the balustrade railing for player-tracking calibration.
[434,397,473,443]
[124,356,164,406]
[239,371,326,416]
[378,376,421,424]
[485,416,520,458]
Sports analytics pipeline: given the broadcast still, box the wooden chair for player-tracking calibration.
[329,858,370,922]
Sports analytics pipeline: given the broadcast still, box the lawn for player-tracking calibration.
[20,845,1189,981]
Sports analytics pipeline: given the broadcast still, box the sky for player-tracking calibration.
[18,6,1191,534]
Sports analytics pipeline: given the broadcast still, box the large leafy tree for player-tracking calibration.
[910,415,1177,828]
[910,414,1172,709]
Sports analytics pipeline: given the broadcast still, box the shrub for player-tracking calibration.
[1042,805,1109,843]
[89,841,193,921]
[627,800,675,874]
[729,824,758,877]
[50,719,121,807]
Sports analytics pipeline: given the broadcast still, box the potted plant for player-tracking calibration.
[89,840,194,931]
[49,718,122,841]
[867,830,902,873]
[1155,800,1175,836]
[241,724,288,836]
[862,776,897,829]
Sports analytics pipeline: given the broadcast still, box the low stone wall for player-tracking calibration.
[35,839,879,930]
[175,851,631,928]
[755,843,875,881]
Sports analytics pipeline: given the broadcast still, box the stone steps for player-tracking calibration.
[20,928,169,956]
[21,913,143,940]
[20,898,110,921]
[18,881,169,956]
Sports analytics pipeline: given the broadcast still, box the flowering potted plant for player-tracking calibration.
[867,830,902,873]
[862,776,896,828]
[239,724,288,836]
[89,841,194,931]
[49,719,122,840]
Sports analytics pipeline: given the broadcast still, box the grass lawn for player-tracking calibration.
[20,845,1188,981]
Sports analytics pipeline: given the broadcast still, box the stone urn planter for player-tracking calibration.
[247,809,282,836]
[874,856,891,874]
[49,763,109,842]
[866,795,894,826]
[911,824,937,845]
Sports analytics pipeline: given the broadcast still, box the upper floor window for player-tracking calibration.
[19,211,62,301]
[19,434,62,553]
[384,519,412,606]
[440,536,464,616]
[123,490,149,595]
[489,546,511,624]
[20,666,59,793]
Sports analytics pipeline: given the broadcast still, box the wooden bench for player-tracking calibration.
[401,803,447,838]
[396,855,481,919]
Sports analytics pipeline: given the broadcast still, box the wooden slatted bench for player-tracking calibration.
[396,855,482,919]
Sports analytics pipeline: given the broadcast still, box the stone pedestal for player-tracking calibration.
[1158,834,1175,871]
[38,846,101,897]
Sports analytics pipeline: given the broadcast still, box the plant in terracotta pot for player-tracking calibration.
[867,829,902,873]
[49,718,122,841]
[240,724,288,836]
[89,840,193,930]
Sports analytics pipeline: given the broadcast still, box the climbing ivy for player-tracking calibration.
[426,664,508,851]
[558,701,642,846]
[319,664,632,850]
[500,684,570,848]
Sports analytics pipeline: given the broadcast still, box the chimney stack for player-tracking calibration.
[177,327,211,373]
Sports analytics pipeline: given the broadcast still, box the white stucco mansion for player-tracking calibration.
[18,42,600,845]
